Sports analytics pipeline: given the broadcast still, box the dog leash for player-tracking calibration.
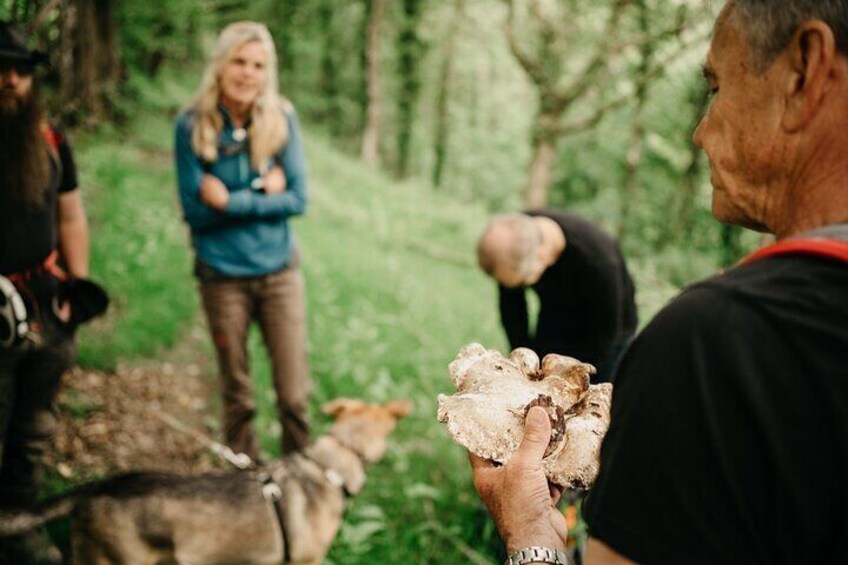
[153,411,293,562]
[153,411,254,469]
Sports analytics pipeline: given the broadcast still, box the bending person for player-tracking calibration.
[175,22,311,461]
[478,211,636,383]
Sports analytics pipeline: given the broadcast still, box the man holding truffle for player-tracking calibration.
[472,1,848,564]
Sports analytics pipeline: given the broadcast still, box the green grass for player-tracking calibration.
[250,132,509,562]
[64,70,690,563]
[72,113,198,370]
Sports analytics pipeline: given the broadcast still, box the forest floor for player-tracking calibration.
[45,319,229,482]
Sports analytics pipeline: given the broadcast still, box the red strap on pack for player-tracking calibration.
[40,250,68,281]
[740,238,848,265]
[41,124,60,150]
[5,251,67,285]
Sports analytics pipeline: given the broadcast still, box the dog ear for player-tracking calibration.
[322,398,367,418]
[384,400,412,419]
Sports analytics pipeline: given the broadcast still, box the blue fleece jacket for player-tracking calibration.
[174,106,308,277]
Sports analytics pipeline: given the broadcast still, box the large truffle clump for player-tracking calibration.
[437,343,612,489]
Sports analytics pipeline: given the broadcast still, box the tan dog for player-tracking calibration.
[0,398,412,564]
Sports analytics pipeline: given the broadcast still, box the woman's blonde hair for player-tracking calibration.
[190,21,289,171]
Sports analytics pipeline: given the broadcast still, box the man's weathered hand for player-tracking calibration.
[263,166,286,194]
[200,174,229,210]
[469,406,569,553]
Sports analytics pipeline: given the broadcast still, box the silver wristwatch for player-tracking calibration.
[504,546,573,565]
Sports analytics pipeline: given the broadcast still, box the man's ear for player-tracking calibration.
[783,21,838,132]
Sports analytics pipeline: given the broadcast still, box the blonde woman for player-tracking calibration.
[174,22,310,460]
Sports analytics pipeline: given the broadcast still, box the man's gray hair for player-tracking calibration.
[477,213,541,281]
[733,1,848,69]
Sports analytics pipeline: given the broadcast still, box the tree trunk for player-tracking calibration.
[396,0,424,178]
[358,0,371,134]
[60,0,120,124]
[619,0,652,241]
[360,0,386,165]
[77,0,101,117]
[95,0,120,94]
[58,0,78,114]
[433,0,466,189]
[523,122,558,208]
[318,0,341,135]
[274,0,297,88]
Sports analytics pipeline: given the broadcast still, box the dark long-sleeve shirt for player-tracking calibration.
[498,210,637,381]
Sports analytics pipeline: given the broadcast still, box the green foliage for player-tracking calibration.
[116,2,204,78]
[72,71,198,370]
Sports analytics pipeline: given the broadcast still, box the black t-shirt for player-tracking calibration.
[499,210,637,380]
[0,128,78,274]
[584,253,848,564]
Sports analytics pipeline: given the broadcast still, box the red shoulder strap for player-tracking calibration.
[41,124,60,150]
[740,238,848,265]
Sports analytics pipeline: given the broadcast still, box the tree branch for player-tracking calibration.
[550,0,633,114]
[26,0,64,35]
[554,26,709,136]
[503,0,546,85]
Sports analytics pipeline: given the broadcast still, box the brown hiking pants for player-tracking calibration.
[199,267,311,460]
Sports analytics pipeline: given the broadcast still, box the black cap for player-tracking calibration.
[0,21,48,66]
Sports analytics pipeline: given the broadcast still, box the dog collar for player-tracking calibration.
[327,432,369,463]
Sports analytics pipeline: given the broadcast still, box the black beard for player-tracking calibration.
[0,85,51,208]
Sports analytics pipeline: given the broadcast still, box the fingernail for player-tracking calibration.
[527,406,547,426]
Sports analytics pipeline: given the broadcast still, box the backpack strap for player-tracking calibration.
[740,238,848,265]
[41,124,60,150]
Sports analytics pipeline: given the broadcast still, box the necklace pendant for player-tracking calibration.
[232,127,247,142]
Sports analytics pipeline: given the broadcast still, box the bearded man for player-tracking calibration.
[0,21,89,563]
[471,1,848,564]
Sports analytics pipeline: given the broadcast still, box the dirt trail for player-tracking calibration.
[46,322,228,481]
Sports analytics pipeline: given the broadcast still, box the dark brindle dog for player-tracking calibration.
[0,399,411,564]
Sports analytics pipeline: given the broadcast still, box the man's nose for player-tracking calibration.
[0,68,21,86]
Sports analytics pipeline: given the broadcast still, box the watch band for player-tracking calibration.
[504,546,573,565]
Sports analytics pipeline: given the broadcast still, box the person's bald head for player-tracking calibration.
[477,213,543,288]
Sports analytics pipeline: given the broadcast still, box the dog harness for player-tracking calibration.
[258,471,292,564]
[259,437,363,564]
